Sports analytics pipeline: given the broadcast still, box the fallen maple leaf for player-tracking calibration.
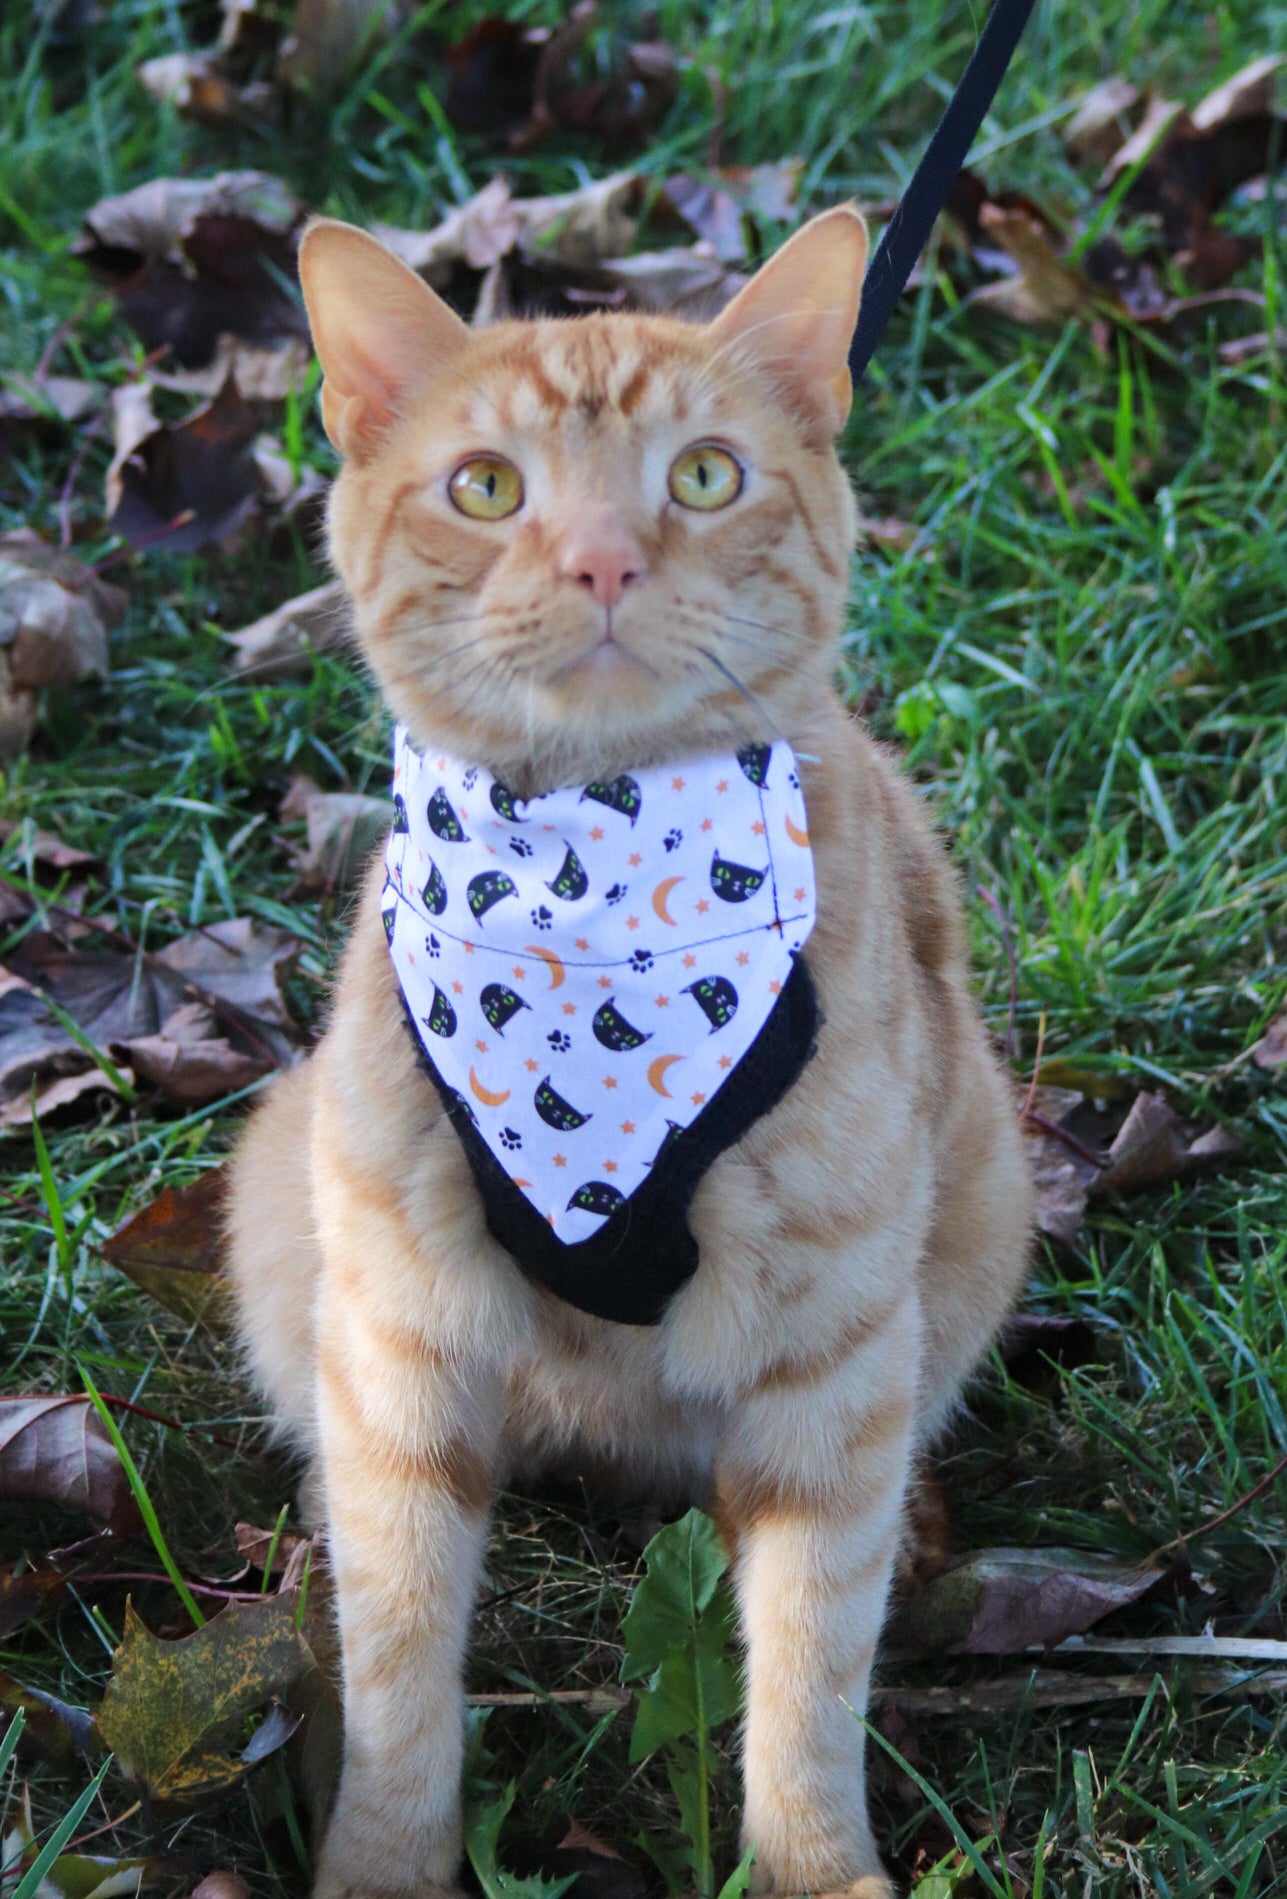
[897,1546,1166,1655]
[0,372,102,436]
[138,0,387,125]
[223,579,349,678]
[662,160,803,262]
[96,1594,314,1804]
[76,171,306,370]
[969,204,1101,326]
[0,916,302,1125]
[102,1170,229,1326]
[0,1782,160,1898]
[1104,57,1286,290]
[107,377,263,555]
[1064,77,1144,167]
[0,531,125,761]
[0,1396,142,1537]
[1094,1089,1243,1196]
[280,775,390,894]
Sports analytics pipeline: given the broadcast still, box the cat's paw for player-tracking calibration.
[313,1883,466,1899]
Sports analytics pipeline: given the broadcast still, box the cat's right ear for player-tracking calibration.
[298,219,470,459]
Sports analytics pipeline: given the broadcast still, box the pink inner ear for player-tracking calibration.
[300,221,471,432]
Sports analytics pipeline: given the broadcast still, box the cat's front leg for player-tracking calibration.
[713,1291,921,1899]
[311,1255,502,1899]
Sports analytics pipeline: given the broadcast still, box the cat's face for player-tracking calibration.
[300,208,867,783]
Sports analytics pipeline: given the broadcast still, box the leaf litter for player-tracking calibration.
[0,915,303,1126]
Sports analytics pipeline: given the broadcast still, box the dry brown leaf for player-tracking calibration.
[0,916,301,1125]
[107,377,263,554]
[1251,1007,1287,1070]
[662,160,802,262]
[234,1520,311,1579]
[0,531,125,762]
[223,580,349,678]
[969,205,1100,326]
[1191,53,1285,131]
[443,4,679,152]
[152,334,312,403]
[0,373,102,434]
[123,1001,276,1106]
[153,916,300,1028]
[376,173,642,289]
[1021,1087,1102,1245]
[77,171,306,370]
[0,1395,142,1536]
[280,775,390,894]
[1094,1089,1243,1196]
[0,1560,68,1640]
[102,1170,229,1325]
[897,1546,1166,1656]
[1064,78,1143,167]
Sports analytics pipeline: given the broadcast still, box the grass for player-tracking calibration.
[2,0,1286,1894]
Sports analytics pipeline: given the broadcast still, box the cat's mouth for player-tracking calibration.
[555,632,657,684]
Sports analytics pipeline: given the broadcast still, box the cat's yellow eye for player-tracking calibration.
[668,445,743,512]
[449,456,524,521]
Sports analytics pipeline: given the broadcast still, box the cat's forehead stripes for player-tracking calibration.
[456,318,719,441]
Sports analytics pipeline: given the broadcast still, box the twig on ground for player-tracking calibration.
[1151,1448,1287,1557]
[468,1664,1287,1721]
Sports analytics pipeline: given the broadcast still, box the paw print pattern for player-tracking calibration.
[663,828,683,852]
[462,766,479,790]
[509,836,533,858]
[499,1127,523,1151]
[547,1028,572,1053]
[425,933,441,959]
[605,882,627,905]
[531,904,553,930]
[629,948,655,973]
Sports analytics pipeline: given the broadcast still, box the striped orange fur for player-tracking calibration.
[226,206,1033,1899]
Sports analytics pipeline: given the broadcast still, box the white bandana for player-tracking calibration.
[383,729,816,1244]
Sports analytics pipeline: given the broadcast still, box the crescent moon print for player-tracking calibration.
[480,983,531,1034]
[784,813,810,848]
[647,1053,684,1098]
[420,859,448,916]
[534,1076,593,1131]
[524,944,566,989]
[736,742,772,787]
[651,875,684,925]
[710,852,768,903]
[580,774,642,824]
[427,786,469,842]
[380,884,397,946]
[392,793,410,834]
[468,1067,511,1108]
[546,842,589,902]
[592,996,653,1052]
[467,869,518,921]
[490,781,527,822]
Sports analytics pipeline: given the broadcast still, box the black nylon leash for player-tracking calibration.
[848,0,1038,382]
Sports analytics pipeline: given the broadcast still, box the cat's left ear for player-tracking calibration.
[708,206,867,438]
[298,218,471,458]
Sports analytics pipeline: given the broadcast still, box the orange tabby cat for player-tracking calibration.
[227,205,1033,1899]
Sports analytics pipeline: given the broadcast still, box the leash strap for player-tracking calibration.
[848,0,1038,381]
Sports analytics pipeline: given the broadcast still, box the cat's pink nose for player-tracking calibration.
[558,525,645,610]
